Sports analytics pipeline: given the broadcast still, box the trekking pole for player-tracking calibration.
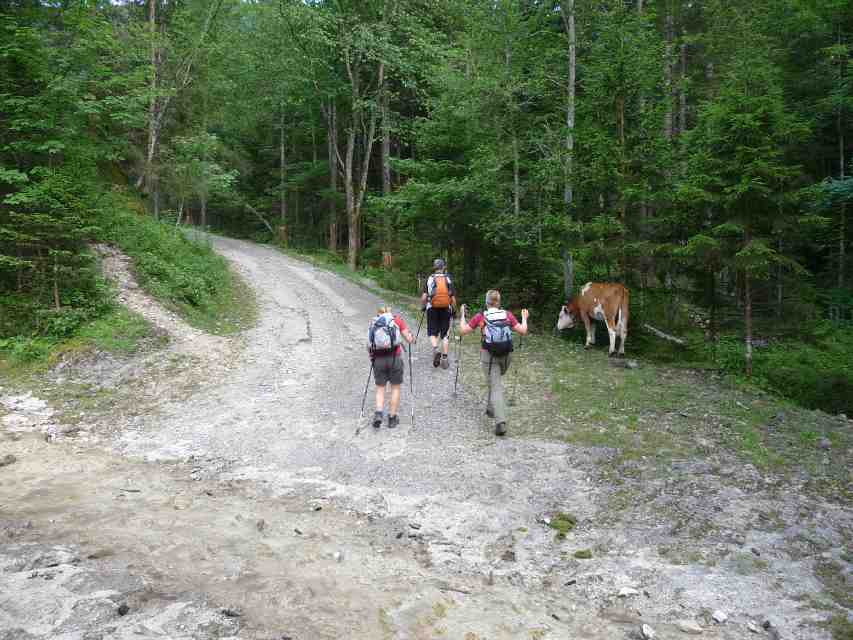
[453,333,463,398]
[407,343,416,426]
[509,333,524,406]
[355,360,374,436]
[414,308,425,343]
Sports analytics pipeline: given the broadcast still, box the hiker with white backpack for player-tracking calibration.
[420,258,457,369]
[368,306,415,429]
[458,290,529,436]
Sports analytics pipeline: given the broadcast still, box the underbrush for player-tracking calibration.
[0,305,157,379]
[97,201,256,335]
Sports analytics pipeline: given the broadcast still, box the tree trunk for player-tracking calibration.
[512,134,520,216]
[381,81,392,251]
[839,104,846,289]
[345,124,357,270]
[562,0,576,211]
[328,102,338,253]
[52,255,60,311]
[200,194,207,229]
[744,270,753,377]
[663,14,674,141]
[679,32,688,135]
[176,198,184,226]
[139,0,158,202]
[280,107,287,228]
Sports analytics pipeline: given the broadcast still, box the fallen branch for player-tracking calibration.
[643,323,686,346]
[244,204,275,235]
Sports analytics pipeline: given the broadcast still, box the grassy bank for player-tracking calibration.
[1,197,256,379]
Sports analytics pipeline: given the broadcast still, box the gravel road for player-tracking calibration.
[2,235,849,639]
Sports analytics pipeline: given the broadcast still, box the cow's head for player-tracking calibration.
[556,300,578,331]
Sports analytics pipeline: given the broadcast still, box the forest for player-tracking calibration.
[1,0,852,413]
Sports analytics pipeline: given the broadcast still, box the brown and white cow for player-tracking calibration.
[556,283,630,357]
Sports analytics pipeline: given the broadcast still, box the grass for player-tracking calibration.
[0,306,161,382]
[98,201,257,336]
[453,331,852,486]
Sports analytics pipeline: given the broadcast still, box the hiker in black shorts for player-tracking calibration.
[420,258,457,369]
[368,306,415,428]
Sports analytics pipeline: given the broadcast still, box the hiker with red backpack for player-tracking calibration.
[420,258,457,369]
[458,290,529,436]
[368,306,415,429]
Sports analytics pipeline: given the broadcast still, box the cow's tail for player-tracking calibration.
[620,287,629,331]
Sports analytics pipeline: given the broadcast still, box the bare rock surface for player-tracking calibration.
[1,235,850,639]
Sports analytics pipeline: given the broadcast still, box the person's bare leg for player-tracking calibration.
[389,384,401,416]
[375,384,386,412]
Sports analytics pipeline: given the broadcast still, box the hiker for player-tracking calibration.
[368,306,415,429]
[421,258,457,369]
[458,290,529,436]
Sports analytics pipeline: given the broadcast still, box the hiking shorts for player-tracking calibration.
[373,353,404,386]
[427,307,451,339]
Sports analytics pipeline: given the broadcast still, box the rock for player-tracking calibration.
[500,549,516,562]
[0,454,16,468]
[574,549,593,559]
[642,623,656,639]
[220,608,241,617]
[677,620,703,634]
[818,437,831,450]
[256,519,266,532]
[747,622,759,633]
[333,551,343,563]
[618,587,640,597]
[712,610,728,624]
[763,621,772,630]
[601,606,640,624]
[293,527,303,535]
[750,547,761,557]
[409,523,421,530]
[117,603,130,616]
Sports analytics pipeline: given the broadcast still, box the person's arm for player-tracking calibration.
[396,317,415,344]
[512,309,530,336]
[458,304,474,336]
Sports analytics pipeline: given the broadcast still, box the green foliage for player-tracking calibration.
[96,201,253,334]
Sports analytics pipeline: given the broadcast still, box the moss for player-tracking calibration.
[549,512,577,540]
[574,549,593,559]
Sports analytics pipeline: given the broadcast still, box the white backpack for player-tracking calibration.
[368,313,400,354]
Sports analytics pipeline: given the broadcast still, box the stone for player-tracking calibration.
[601,606,640,624]
[500,549,516,562]
[818,437,831,450]
[677,620,703,634]
[333,551,343,563]
[712,610,728,624]
[618,587,640,597]
[642,623,656,639]
[117,604,130,616]
[573,549,593,559]
[256,519,266,532]
[747,622,759,633]
[0,454,16,468]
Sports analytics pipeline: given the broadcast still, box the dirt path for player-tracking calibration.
[1,236,850,639]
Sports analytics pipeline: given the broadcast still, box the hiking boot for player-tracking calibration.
[494,422,507,436]
[372,411,383,429]
[440,354,450,369]
[387,414,400,429]
[433,350,441,368]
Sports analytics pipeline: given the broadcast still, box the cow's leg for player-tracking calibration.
[606,317,617,357]
[583,314,594,348]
